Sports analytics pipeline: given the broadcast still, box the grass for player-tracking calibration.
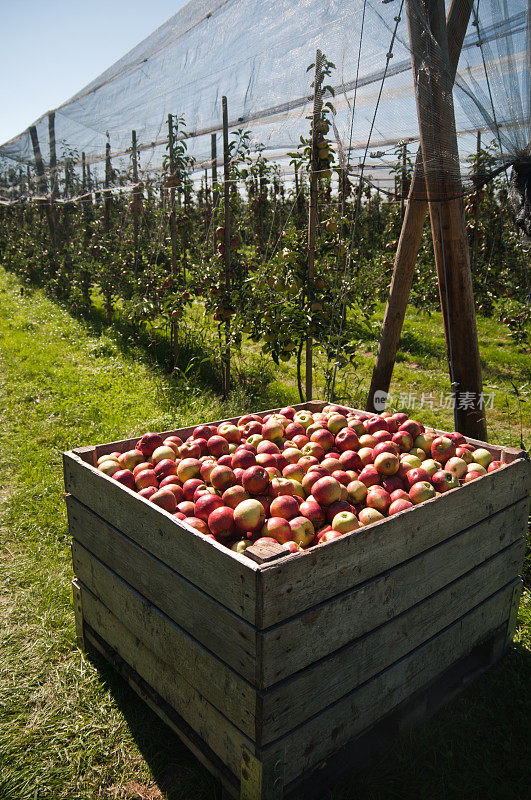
[0,263,529,799]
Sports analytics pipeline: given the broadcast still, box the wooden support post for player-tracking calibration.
[405,0,486,439]
[82,152,87,191]
[29,125,47,194]
[400,142,407,219]
[305,49,324,402]
[472,130,481,268]
[366,0,473,414]
[48,112,58,199]
[222,96,232,398]
[131,130,140,276]
[104,142,112,231]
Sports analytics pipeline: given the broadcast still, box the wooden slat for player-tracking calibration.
[69,503,257,682]
[257,499,528,686]
[63,451,259,624]
[77,583,253,777]
[74,549,257,738]
[258,458,530,628]
[258,539,524,744]
[263,582,516,784]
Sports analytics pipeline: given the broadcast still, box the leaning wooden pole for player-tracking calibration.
[366,0,473,414]
[221,96,231,398]
[405,0,486,439]
[305,49,323,402]
[29,125,47,195]
[131,130,140,276]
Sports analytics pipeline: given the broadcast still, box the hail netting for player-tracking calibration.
[0,0,528,203]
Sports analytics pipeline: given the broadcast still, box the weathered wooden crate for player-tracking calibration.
[64,402,530,799]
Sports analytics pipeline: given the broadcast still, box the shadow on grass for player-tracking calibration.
[85,636,531,800]
[87,649,224,800]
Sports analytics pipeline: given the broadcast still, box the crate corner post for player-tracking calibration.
[72,578,90,654]
[240,746,285,800]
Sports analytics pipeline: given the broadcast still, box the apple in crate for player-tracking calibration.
[112,470,136,491]
[409,481,436,504]
[262,517,293,544]
[234,499,266,533]
[289,516,315,547]
[389,498,413,515]
[270,495,300,521]
[136,432,164,457]
[430,436,456,464]
[331,511,360,534]
[150,489,177,513]
[431,470,459,493]
[208,507,235,539]
[472,448,493,469]
[358,508,385,526]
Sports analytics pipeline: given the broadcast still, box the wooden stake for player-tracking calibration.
[400,142,407,220]
[405,0,486,439]
[82,152,87,191]
[48,112,58,199]
[29,126,47,194]
[131,130,140,276]
[222,96,231,398]
[305,50,324,402]
[366,0,474,414]
[104,142,112,231]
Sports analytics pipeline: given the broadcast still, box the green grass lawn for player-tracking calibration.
[0,264,529,800]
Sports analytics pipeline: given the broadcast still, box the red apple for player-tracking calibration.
[208,506,235,538]
[392,431,414,452]
[390,488,410,502]
[409,481,436,504]
[162,483,184,503]
[381,475,404,494]
[358,465,380,488]
[431,470,459,493]
[193,425,216,440]
[150,489,177,513]
[179,441,202,459]
[326,500,352,523]
[112,470,136,491]
[242,465,270,495]
[182,517,209,535]
[445,457,468,479]
[320,531,343,543]
[299,499,326,529]
[487,460,502,473]
[365,416,388,435]
[136,432,164,457]
[338,450,363,471]
[194,493,224,522]
[262,517,293,544]
[222,485,250,509]
[135,469,158,490]
[209,465,236,492]
[335,427,359,452]
[232,449,256,470]
[399,419,423,440]
[312,476,342,506]
[138,486,157,500]
[257,440,280,455]
[366,485,391,514]
[270,477,295,498]
[132,461,154,477]
[405,467,431,489]
[183,478,204,501]
[388,498,413,515]
[430,436,456,465]
[177,500,195,516]
[207,435,230,458]
[372,441,400,460]
[269,495,300,521]
[282,541,302,553]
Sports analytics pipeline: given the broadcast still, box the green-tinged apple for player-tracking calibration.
[421,458,442,477]
[467,462,486,475]
[222,485,250,509]
[289,516,315,547]
[374,452,399,476]
[98,460,121,477]
[118,449,145,470]
[331,511,360,534]
[347,480,367,504]
[151,445,177,464]
[472,448,493,469]
[231,540,252,554]
[234,498,266,532]
[177,458,201,482]
[358,508,385,526]
[444,457,467,478]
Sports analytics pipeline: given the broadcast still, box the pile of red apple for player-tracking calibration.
[96,406,502,556]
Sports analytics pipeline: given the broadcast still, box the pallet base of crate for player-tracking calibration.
[75,579,510,800]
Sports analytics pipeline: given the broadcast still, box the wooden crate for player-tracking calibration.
[64,402,530,799]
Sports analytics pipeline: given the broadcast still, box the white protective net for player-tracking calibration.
[0,0,528,200]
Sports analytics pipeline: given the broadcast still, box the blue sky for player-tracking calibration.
[0,1,187,145]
